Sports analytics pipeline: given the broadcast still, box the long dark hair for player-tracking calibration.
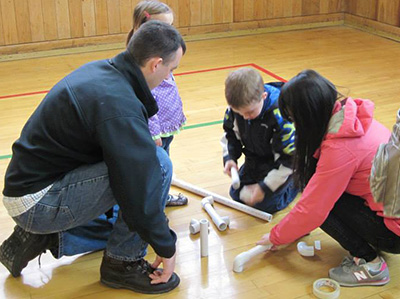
[279,70,339,190]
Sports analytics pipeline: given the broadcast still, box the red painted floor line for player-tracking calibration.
[0,90,49,100]
[0,63,285,100]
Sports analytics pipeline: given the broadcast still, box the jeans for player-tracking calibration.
[320,193,400,262]
[230,177,298,214]
[12,147,172,261]
[161,136,174,155]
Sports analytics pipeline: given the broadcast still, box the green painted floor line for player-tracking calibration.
[0,119,223,160]
[182,120,223,130]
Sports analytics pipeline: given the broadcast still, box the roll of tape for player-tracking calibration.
[312,278,340,299]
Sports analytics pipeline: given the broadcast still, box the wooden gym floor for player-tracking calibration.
[0,26,400,298]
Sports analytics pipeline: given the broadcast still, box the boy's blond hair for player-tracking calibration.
[225,68,264,108]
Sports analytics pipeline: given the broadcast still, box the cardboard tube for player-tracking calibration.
[172,177,272,222]
[201,196,228,231]
[231,167,240,189]
[189,219,200,234]
[233,245,272,273]
[200,219,209,257]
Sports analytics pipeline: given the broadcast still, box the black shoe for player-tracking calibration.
[0,226,58,277]
[100,254,180,294]
[166,193,188,206]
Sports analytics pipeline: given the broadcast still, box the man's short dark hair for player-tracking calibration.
[127,20,186,66]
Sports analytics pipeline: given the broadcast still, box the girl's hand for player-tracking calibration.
[154,138,162,147]
[256,233,278,251]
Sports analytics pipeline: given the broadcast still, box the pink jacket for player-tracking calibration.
[270,98,400,245]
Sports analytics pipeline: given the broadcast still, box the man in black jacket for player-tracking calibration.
[0,21,185,294]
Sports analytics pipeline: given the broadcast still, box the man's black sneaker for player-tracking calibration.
[100,254,180,294]
[166,193,188,206]
[0,225,58,277]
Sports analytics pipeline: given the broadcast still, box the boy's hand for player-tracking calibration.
[154,138,162,147]
[224,160,237,177]
[249,184,264,205]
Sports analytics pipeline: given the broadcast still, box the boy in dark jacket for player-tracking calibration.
[222,68,298,213]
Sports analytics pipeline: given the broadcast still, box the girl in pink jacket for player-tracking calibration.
[257,69,400,287]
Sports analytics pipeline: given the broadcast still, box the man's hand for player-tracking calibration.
[149,253,176,284]
[224,160,237,177]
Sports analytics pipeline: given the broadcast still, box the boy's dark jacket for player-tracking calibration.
[222,82,295,194]
[3,51,176,258]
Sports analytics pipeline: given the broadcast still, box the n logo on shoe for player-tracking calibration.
[354,271,368,281]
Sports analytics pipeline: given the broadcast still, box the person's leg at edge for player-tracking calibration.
[320,193,400,286]
[162,135,187,207]
[105,147,172,260]
[100,147,180,294]
[0,161,117,277]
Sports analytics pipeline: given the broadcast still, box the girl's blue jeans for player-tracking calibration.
[12,147,172,262]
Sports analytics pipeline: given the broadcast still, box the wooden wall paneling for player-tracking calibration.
[42,0,58,40]
[178,0,190,27]
[356,0,377,19]
[212,0,223,24]
[346,0,357,14]
[82,0,96,37]
[55,0,71,39]
[0,1,4,45]
[253,0,264,20]
[302,0,320,15]
[14,0,32,43]
[243,0,254,21]
[68,0,83,38]
[190,0,201,26]
[329,0,344,13]
[320,0,330,13]
[265,0,274,19]
[0,0,18,45]
[272,0,284,18]
[119,0,131,33]
[233,0,244,22]
[165,0,180,27]
[201,0,212,25]
[94,0,108,35]
[222,0,232,23]
[377,0,400,26]
[106,0,121,34]
[283,0,294,17]
[28,0,45,41]
[292,0,303,16]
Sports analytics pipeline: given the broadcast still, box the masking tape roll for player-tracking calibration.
[312,278,340,299]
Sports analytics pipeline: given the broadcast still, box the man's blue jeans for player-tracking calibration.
[12,147,172,262]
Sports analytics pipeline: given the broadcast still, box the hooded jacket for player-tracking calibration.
[221,83,295,193]
[3,51,176,258]
[270,98,400,245]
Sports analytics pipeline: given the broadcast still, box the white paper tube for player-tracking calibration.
[221,216,230,226]
[231,167,240,190]
[200,219,209,257]
[297,241,314,257]
[172,177,272,222]
[233,245,272,273]
[189,219,200,234]
[314,240,321,250]
[201,196,228,231]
